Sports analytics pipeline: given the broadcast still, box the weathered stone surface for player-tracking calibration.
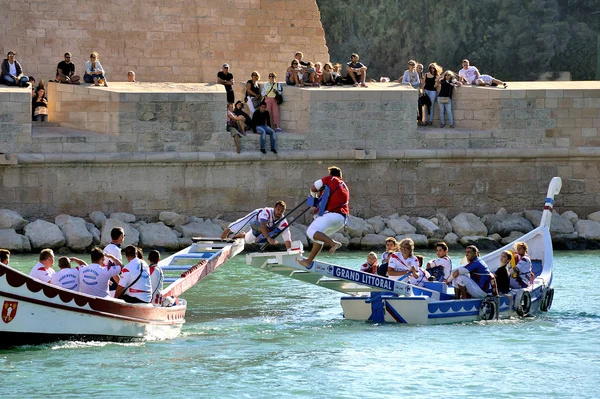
[451,213,487,238]
[346,215,374,238]
[55,215,93,251]
[443,232,459,245]
[395,234,428,248]
[178,237,193,248]
[459,236,501,251]
[412,217,441,238]
[0,209,28,230]
[0,229,31,252]
[348,237,362,249]
[523,210,574,235]
[100,219,140,247]
[561,210,579,225]
[434,213,453,235]
[89,211,106,229]
[24,220,66,249]
[138,222,180,250]
[381,227,396,237]
[587,211,600,223]
[574,220,600,240]
[366,216,386,234]
[387,218,416,235]
[552,234,588,250]
[360,234,387,248]
[159,211,190,227]
[176,220,223,238]
[86,222,101,245]
[331,232,350,247]
[481,214,533,236]
[109,212,136,223]
[501,231,525,245]
[289,225,308,247]
[489,233,502,242]
[496,207,508,216]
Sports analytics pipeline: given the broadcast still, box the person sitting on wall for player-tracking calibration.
[251,102,277,154]
[80,247,123,298]
[286,59,304,87]
[29,249,56,283]
[322,62,341,86]
[294,52,316,86]
[447,245,494,299]
[115,245,151,304]
[56,52,80,84]
[345,53,368,87]
[84,51,108,87]
[1,51,29,87]
[217,63,235,104]
[127,70,136,82]
[50,256,87,291]
[227,103,245,153]
[233,100,253,131]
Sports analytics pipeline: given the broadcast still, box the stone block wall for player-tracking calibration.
[0,0,329,84]
[0,87,32,154]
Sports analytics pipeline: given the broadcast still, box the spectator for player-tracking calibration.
[295,52,316,85]
[423,63,442,126]
[28,76,36,97]
[397,59,420,88]
[416,63,425,125]
[1,51,29,87]
[245,71,262,115]
[322,62,337,86]
[345,53,368,87]
[227,103,244,153]
[217,63,235,104]
[234,100,253,131]
[127,70,136,82]
[32,84,48,122]
[251,102,277,154]
[84,52,108,87]
[261,72,282,132]
[475,74,507,88]
[314,62,324,84]
[286,60,304,87]
[435,70,461,128]
[56,52,80,84]
[458,59,480,85]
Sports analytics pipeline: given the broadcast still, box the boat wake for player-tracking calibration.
[50,340,146,350]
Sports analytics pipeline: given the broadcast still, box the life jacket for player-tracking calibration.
[308,176,349,217]
[510,254,533,287]
[361,261,378,274]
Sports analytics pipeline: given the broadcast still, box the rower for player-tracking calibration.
[29,248,56,283]
[80,247,123,298]
[388,238,421,281]
[104,227,124,296]
[115,245,152,304]
[148,250,164,305]
[50,256,87,291]
[426,242,453,282]
[0,249,10,266]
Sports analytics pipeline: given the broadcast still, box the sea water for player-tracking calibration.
[1,251,599,399]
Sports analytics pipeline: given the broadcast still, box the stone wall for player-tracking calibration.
[0,0,329,84]
[0,86,32,154]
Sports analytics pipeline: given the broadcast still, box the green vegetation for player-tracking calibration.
[316,0,599,80]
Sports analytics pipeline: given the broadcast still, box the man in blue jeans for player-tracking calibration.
[251,102,277,154]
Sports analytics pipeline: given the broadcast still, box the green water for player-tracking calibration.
[1,251,599,399]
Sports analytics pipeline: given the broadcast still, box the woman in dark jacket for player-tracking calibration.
[32,85,48,122]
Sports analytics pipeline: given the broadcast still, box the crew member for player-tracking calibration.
[115,245,152,304]
[510,241,533,289]
[29,248,55,283]
[297,166,349,268]
[448,245,493,299]
[50,256,87,291]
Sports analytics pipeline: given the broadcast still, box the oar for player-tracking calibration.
[260,206,312,250]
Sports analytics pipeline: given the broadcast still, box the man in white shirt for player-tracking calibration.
[246,201,292,249]
[148,250,164,305]
[221,208,262,239]
[0,249,10,266]
[50,256,87,291]
[104,227,124,295]
[115,245,151,304]
[29,249,56,283]
[458,59,480,85]
[80,247,123,298]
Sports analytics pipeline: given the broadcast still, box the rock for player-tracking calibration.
[523,210,574,235]
[289,225,308,247]
[489,233,502,242]
[412,217,441,238]
[172,228,183,238]
[380,227,396,237]
[109,212,136,223]
[501,231,525,245]
[89,211,106,229]
[176,220,223,238]
[496,207,508,216]
[561,210,579,226]
[587,211,600,223]
[360,234,387,248]
[159,211,190,227]
[451,213,487,237]
[86,222,101,245]
[400,215,411,221]
[0,229,31,252]
[348,237,362,250]
[212,219,230,230]
[459,236,501,251]
[395,234,428,248]
[132,221,147,229]
[189,216,203,223]
[345,215,374,238]
[178,237,193,248]
[366,216,386,234]
[387,218,416,235]
[138,222,180,250]
[100,219,140,247]
[481,214,533,236]
[443,233,459,245]
[574,220,600,240]
[434,213,453,235]
[55,215,93,252]
[0,209,28,230]
[24,220,66,249]
[387,213,400,219]
[331,232,350,247]
[523,210,542,227]
[552,234,588,250]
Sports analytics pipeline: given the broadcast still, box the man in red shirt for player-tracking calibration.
[297,166,349,268]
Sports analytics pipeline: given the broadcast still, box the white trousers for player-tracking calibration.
[453,275,487,298]
[306,212,345,244]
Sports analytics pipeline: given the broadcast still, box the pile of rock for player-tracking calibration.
[1,207,600,253]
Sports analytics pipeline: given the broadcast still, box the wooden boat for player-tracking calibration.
[0,238,244,348]
[246,177,561,324]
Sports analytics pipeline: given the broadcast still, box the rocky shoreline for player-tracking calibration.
[1,208,600,254]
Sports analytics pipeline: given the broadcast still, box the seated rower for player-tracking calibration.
[495,251,512,295]
[426,242,453,282]
[377,237,397,277]
[50,256,87,291]
[245,201,292,249]
[509,241,533,289]
[410,254,431,287]
[0,249,10,266]
[80,247,123,298]
[29,248,56,283]
[387,238,420,280]
[447,245,494,299]
[115,245,152,304]
[148,250,164,305]
[360,252,378,274]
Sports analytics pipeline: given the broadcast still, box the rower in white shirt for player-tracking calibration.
[50,256,87,291]
[79,247,123,298]
[29,249,56,283]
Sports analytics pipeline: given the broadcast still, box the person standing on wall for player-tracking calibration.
[297,166,350,269]
[218,63,235,104]
[261,72,282,132]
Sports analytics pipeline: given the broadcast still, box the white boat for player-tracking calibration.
[0,237,244,348]
[246,178,561,324]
